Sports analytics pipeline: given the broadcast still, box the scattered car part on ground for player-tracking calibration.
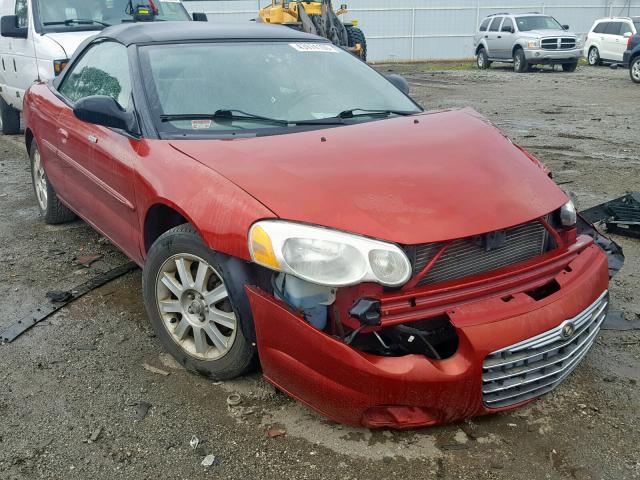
[0,262,138,343]
[576,214,625,278]
[581,193,640,240]
[602,310,640,331]
[474,13,582,72]
[22,22,616,428]
[584,17,639,66]
[258,0,367,60]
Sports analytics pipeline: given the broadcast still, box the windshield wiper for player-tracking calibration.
[43,19,111,27]
[160,110,289,126]
[337,108,417,119]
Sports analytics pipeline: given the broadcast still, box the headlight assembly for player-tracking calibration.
[526,40,540,49]
[560,200,577,227]
[248,221,412,287]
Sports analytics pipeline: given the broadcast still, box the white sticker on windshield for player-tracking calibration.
[289,43,339,53]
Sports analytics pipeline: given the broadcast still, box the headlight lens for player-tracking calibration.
[560,200,577,226]
[249,221,412,287]
[527,40,539,49]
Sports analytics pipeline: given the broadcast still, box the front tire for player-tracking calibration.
[29,140,76,224]
[142,224,257,380]
[345,26,367,61]
[562,61,578,72]
[631,57,640,84]
[0,96,20,135]
[513,49,528,73]
[476,47,491,69]
[588,47,601,66]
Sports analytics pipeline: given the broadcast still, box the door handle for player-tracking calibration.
[58,128,69,143]
[87,134,98,144]
[497,35,502,39]
[485,35,488,39]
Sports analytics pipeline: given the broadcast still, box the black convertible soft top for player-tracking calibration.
[95,21,324,46]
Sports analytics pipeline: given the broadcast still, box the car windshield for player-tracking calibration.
[139,42,422,137]
[515,16,563,31]
[36,0,190,32]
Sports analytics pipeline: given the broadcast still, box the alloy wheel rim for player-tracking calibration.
[589,49,598,65]
[514,55,521,70]
[33,150,48,211]
[478,53,484,68]
[156,254,237,360]
[633,61,640,81]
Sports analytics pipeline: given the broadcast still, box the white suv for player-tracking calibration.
[584,17,640,65]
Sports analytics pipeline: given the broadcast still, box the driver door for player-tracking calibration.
[55,40,141,260]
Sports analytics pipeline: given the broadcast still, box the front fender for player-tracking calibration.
[134,139,277,262]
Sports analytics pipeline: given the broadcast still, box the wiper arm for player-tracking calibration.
[160,110,289,126]
[337,108,416,119]
[43,19,111,27]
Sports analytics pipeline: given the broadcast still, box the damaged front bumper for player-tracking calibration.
[246,237,610,429]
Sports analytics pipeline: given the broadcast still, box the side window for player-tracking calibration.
[605,22,622,35]
[15,0,28,28]
[502,18,514,32]
[59,42,132,110]
[479,18,491,32]
[489,17,503,32]
[620,22,633,36]
[593,22,607,34]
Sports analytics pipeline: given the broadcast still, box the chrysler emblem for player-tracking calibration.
[560,322,575,340]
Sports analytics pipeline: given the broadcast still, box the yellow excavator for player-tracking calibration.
[258,0,367,60]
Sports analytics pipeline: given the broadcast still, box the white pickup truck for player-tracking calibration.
[0,0,205,134]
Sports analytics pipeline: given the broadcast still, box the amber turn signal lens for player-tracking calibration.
[249,225,281,269]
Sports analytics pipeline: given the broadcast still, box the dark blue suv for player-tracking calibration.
[623,33,640,83]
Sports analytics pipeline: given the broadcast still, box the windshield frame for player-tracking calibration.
[136,40,423,140]
[33,0,191,34]
[514,15,564,32]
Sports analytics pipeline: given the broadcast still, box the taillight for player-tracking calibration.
[628,36,633,49]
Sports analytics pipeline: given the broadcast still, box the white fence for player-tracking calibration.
[184,1,640,61]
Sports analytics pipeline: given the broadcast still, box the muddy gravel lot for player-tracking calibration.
[1,63,639,480]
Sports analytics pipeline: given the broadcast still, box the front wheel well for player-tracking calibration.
[143,204,189,254]
[25,128,34,155]
[512,45,524,56]
[475,44,485,55]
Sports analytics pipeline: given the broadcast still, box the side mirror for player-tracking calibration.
[624,31,632,38]
[73,96,137,133]
[192,12,208,22]
[1,15,27,38]
[562,24,570,30]
[386,74,410,95]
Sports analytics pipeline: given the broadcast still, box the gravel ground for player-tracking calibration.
[1,63,639,480]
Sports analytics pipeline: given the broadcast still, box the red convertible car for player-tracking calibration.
[24,22,613,428]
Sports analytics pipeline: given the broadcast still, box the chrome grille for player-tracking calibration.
[482,291,609,409]
[540,37,576,50]
[411,221,548,287]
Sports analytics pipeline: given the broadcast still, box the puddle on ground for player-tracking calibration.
[217,375,442,460]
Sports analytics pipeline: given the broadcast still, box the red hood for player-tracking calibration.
[170,108,567,245]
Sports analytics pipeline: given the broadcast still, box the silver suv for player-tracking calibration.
[473,13,583,72]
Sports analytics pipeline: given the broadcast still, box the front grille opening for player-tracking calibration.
[525,279,561,301]
[406,220,551,287]
[350,315,459,360]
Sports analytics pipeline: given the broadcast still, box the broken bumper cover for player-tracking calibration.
[247,241,609,429]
